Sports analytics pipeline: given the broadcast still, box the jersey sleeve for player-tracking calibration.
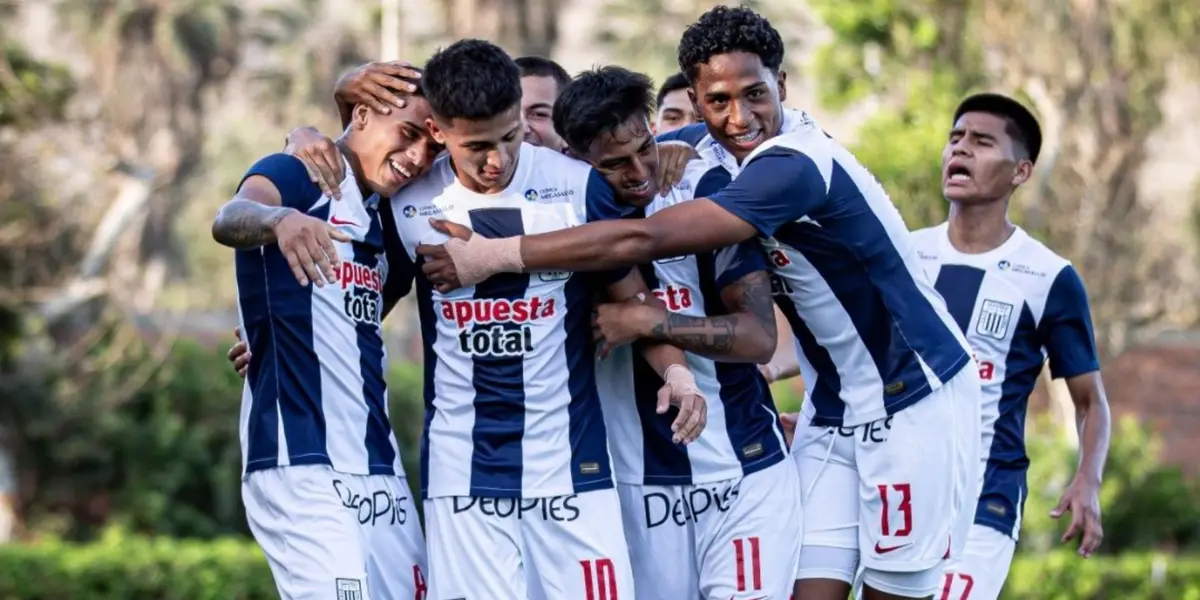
[707,148,828,237]
[1039,264,1100,379]
[581,168,635,286]
[655,123,709,147]
[713,241,768,290]
[378,198,415,316]
[238,153,323,211]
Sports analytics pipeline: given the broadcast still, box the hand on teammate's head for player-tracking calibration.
[335,61,422,116]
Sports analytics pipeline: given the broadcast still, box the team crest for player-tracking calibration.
[976,299,1014,340]
[335,578,363,600]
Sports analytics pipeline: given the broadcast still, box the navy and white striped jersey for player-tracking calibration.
[592,159,787,486]
[388,143,628,499]
[235,154,414,477]
[913,223,1100,539]
[695,111,972,427]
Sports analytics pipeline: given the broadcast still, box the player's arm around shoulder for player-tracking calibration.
[212,153,348,286]
[602,267,707,445]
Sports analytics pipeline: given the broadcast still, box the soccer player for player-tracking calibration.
[416,7,984,600]
[390,39,706,600]
[515,55,571,151]
[210,74,438,600]
[919,93,1109,599]
[555,65,801,599]
[653,72,699,134]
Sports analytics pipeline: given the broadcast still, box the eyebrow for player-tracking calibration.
[525,102,553,112]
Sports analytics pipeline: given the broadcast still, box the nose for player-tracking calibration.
[487,148,507,171]
[728,99,752,129]
[407,142,433,169]
[628,157,650,183]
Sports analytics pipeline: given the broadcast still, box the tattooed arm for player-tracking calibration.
[646,270,777,363]
[212,153,348,286]
[592,241,777,364]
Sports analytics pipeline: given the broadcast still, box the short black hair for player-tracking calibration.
[677,5,784,83]
[553,66,655,155]
[656,72,690,108]
[953,93,1042,163]
[423,39,521,121]
[515,55,571,90]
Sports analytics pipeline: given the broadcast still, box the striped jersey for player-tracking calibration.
[235,153,414,477]
[913,223,1100,539]
[670,111,973,427]
[592,159,787,486]
[388,143,628,499]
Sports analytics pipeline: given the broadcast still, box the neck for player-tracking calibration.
[335,135,372,199]
[946,197,1015,254]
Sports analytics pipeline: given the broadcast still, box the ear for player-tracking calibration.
[427,117,447,146]
[352,104,371,130]
[1012,159,1033,187]
[776,70,788,104]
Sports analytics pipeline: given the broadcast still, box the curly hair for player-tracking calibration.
[553,66,655,155]
[423,39,522,121]
[676,4,784,82]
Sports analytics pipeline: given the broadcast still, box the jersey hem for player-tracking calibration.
[421,476,614,500]
[973,514,1018,541]
[810,351,970,427]
[243,454,400,477]
[612,449,787,487]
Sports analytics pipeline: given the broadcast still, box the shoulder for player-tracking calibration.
[240,152,323,209]
[909,223,945,247]
[1003,230,1074,286]
[392,155,455,204]
[655,123,709,147]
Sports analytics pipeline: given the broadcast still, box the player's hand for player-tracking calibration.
[228,327,251,379]
[654,141,698,196]
[779,412,799,447]
[272,209,351,287]
[592,297,658,359]
[1051,475,1103,558]
[335,61,422,116]
[417,218,477,292]
[285,127,345,199]
[658,364,707,444]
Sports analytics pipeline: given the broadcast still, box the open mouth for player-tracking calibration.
[729,130,762,147]
[388,158,414,180]
[945,162,972,183]
[625,180,651,195]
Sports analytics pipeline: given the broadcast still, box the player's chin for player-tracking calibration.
[942,184,979,203]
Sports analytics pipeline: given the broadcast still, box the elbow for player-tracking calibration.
[747,334,776,365]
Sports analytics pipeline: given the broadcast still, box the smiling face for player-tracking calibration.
[429,102,524,194]
[582,113,660,208]
[942,111,1032,204]
[689,51,786,162]
[654,88,698,134]
[349,98,442,197]
[520,75,566,151]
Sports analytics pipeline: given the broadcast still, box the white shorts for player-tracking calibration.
[940,524,1016,600]
[617,458,803,600]
[794,367,982,589]
[242,464,427,600]
[424,488,634,600]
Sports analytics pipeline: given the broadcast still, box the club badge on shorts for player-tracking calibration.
[335,578,363,600]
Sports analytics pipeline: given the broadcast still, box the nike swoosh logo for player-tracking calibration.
[874,541,911,554]
[329,216,358,227]
[729,596,768,600]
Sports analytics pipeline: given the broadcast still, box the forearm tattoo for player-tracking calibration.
[212,200,292,249]
[645,271,775,357]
